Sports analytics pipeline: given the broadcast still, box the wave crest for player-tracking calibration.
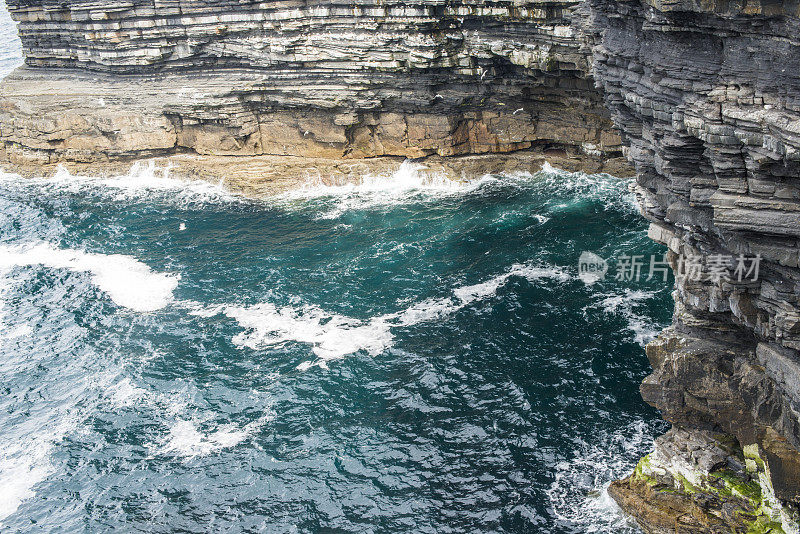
[190,262,573,370]
[0,242,179,312]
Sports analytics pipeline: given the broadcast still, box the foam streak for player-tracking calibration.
[0,243,179,312]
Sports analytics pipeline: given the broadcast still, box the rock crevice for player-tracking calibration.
[588,0,800,530]
[1,0,799,531]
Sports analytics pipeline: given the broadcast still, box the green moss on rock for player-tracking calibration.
[744,513,786,534]
[710,469,762,504]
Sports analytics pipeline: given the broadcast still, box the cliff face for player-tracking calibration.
[0,0,628,181]
[588,0,800,531]
[2,0,800,531]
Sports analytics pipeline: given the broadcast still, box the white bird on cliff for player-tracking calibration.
[513,108,524,115]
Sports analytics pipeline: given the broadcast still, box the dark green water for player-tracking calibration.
[0,161,670,532]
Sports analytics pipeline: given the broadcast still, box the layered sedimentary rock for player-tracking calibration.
[0,0,628,181]
[2,0,800,531]
[587,0,800,531]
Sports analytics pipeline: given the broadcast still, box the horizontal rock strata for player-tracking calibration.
[2,0,799,530]
[0,0,629,181]
[588,0,800,531]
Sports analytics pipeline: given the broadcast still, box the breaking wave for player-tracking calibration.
[547,418,666,533]
[0,161,242,208]
[269,159,638,222]
[273,160,492,219]
[188,262,573,370]
[0,242,179,312]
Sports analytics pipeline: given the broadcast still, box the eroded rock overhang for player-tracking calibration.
[1,0,800,530]
[0,0,630,187]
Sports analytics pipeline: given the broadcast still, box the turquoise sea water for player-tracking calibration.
[0,161,671,533]
[0,7,671,532]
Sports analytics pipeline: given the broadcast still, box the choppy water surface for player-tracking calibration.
[0,7,671,532]
[0,160,671,532]
[0,0,21,79]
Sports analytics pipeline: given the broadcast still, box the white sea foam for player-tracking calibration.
[451,264,572,305]
[157,410,274,459]
[394,264,571,327]
[3,323,31,340]
[0,259,121,523]
[0,242,179,312]
[0,311,90,521]
[187,302,369,370]
[0,423,74,522]
[286,160,471,198]
[194,302,396,371]
[225,303,395,361]
[105,377,149,408]
[274,159,637,220]
[161,420,250,458]
[0,262,175,523]
[198,262,573,370]
[0,458,47,521]
[0,160,240,206]
[529,162,639,214]
[274,160,499,219]
[102,375,276,460]
[596,289,654,313]
[547,418,661,533]
[590,289,662,345]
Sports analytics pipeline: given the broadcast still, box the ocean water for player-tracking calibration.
[0,0,20,79]
[0,7,672,533]
[0,161,672,533]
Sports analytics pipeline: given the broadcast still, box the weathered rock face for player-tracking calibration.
[588,0,800,530]
[2,0,799,531]
[0,0,628,178]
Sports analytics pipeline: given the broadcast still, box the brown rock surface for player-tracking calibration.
[0,0,628,182]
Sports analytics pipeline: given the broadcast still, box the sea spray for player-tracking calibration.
[0,242,179,312]
[0,162,671,532]
[188,262,573,370]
